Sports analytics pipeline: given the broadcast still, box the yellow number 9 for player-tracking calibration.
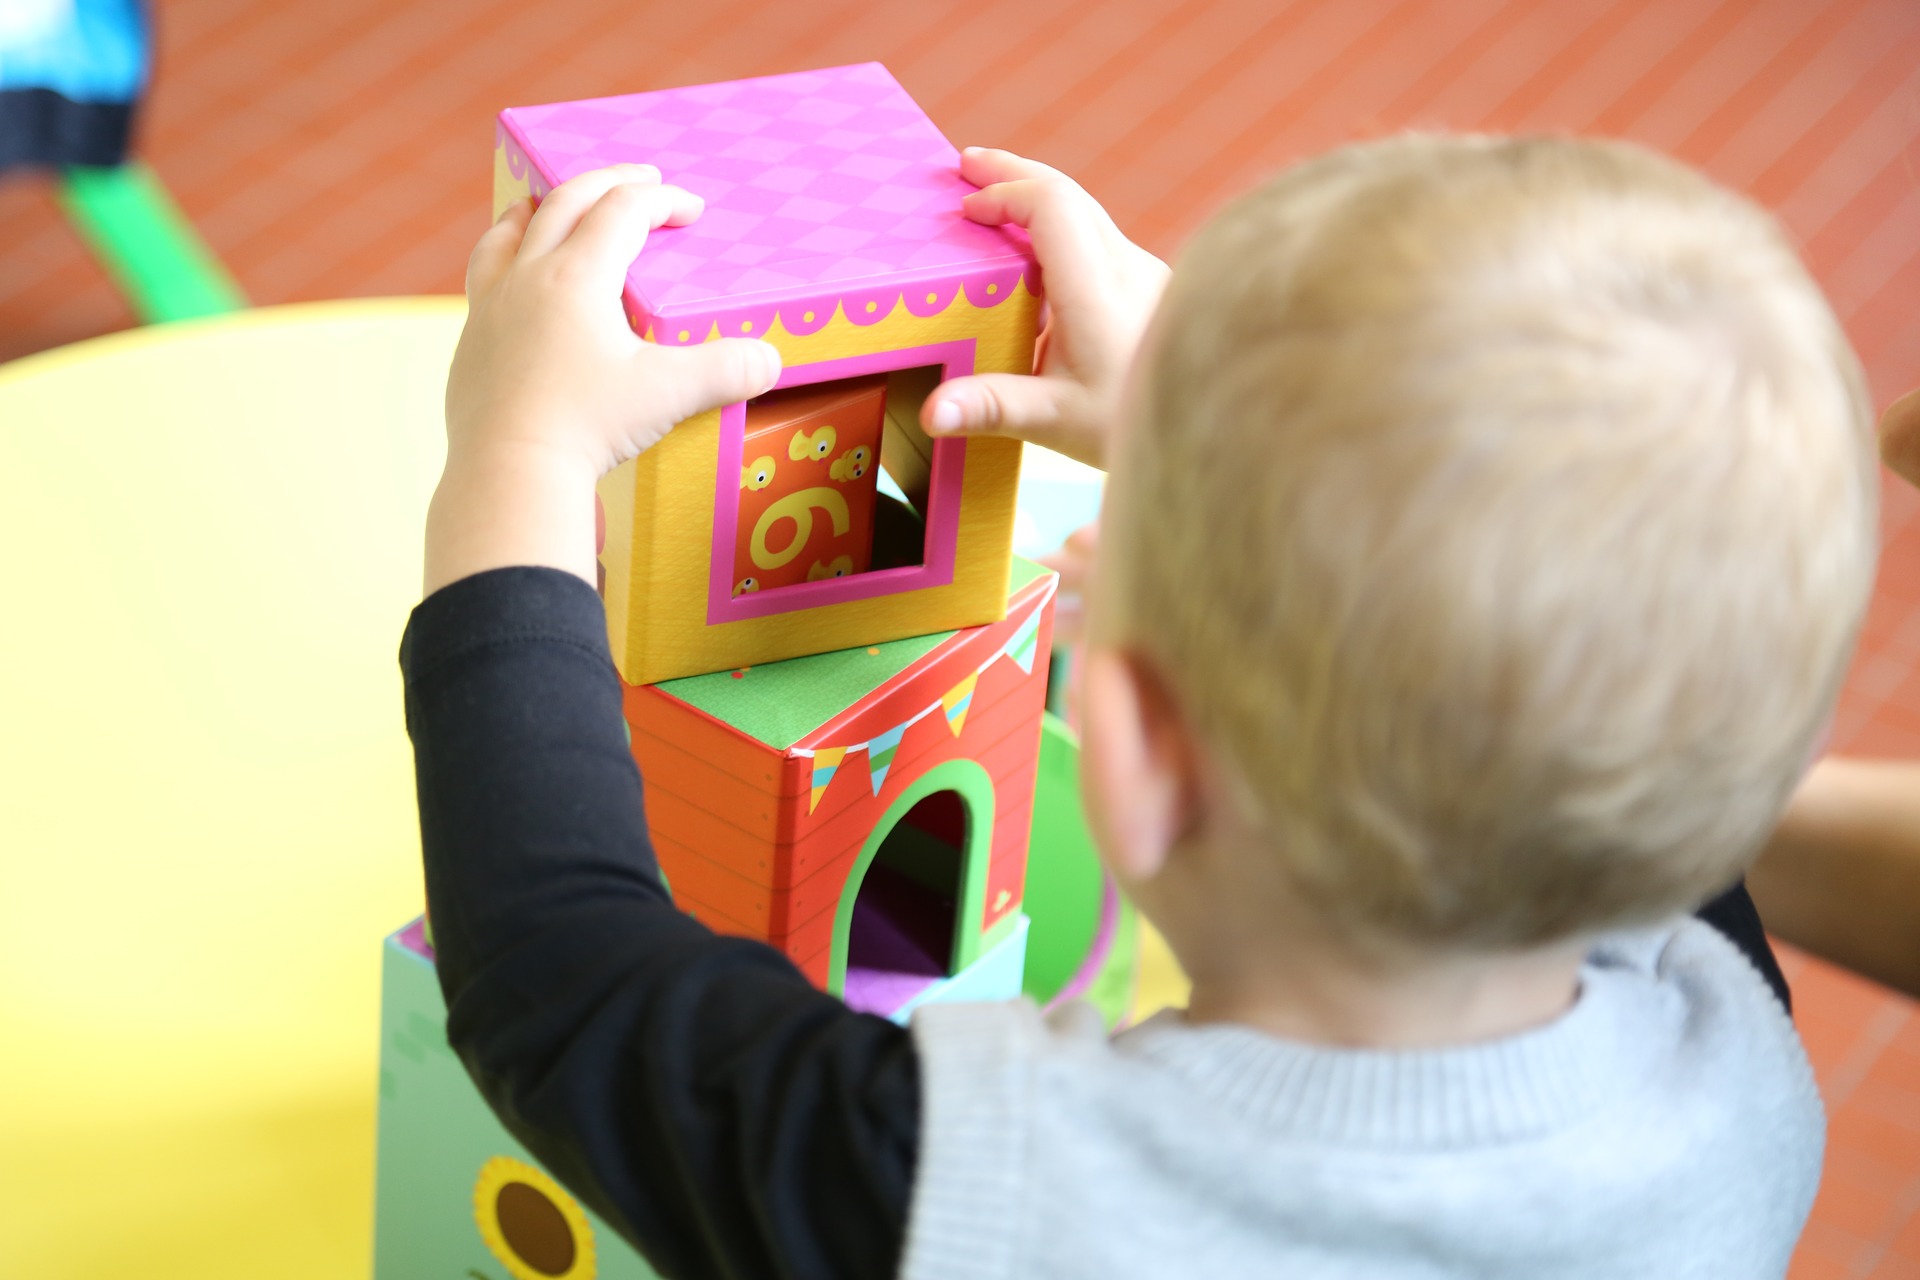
[751,486,850,571]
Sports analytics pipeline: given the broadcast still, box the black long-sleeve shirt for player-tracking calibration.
[401,566,1791,1280]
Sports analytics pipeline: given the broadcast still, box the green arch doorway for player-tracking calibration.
[830,759,995,1015]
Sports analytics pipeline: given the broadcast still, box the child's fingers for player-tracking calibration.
[1037,540,1091,592]
[562,181,705,281]
[464,198,534,301]
[958,146,1062,189]
[1062,519,1100,556]
[961,177,1115,316]
[1881,389,1920,488]
[922,371,1105,469]
[639,337,783,432]
[519,163,664,257]
[961,173,1106,239]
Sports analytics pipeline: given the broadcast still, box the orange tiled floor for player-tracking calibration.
[3,1,1917,1272]
[1780,947,1920,1278]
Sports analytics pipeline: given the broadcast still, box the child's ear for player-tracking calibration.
[1078,645,1204,885]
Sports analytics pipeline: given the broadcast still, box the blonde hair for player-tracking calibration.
[1101,135,1878,949]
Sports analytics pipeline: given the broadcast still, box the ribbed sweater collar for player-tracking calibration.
[1119,961,1681,1149]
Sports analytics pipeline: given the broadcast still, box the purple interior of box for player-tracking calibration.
[842,862,954,1017]
[398,917,434,960]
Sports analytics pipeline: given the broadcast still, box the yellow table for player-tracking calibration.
[0,299,463,1279]
[0,298,1189,1279]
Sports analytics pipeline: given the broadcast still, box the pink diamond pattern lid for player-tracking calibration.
[498,63,1036,342]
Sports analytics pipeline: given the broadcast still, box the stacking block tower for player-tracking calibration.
[372,64,1118,1280]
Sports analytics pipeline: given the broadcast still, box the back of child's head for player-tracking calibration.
[1099,134,1879,951]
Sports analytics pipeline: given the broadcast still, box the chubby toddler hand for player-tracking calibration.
[428,165,782,594]
[447,164,781,476]
[921,149,1168,470]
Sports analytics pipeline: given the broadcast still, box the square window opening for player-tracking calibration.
[709,342,973,625]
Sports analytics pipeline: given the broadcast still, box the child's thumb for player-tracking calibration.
[651,338,783,423]
[924,373,1104,469]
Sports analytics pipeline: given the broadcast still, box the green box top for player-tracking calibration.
[656,557,1050,750]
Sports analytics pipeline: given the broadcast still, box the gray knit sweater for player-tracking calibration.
[903,917,1824,1279]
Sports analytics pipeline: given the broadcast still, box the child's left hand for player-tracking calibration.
[428,165,783,595]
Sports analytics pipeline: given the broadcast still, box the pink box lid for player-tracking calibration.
[498,62,1038,345]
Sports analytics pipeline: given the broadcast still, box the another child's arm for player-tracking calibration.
[408,169,918,1280]
[1747,390,1920,998]
[1750,758,1920,997]
[1882,387,1920,484]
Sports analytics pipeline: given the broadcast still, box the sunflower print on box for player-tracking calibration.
[476,1156,597,1280]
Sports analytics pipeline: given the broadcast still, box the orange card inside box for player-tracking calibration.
[734,376,886,597]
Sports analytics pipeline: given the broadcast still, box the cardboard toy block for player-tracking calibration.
[1021,712,1140,1029]
[626,560,1055,1010]
[371,707,1139,1275]
[733,375,887,597]
[373,917,1029,1278]
[494,63,1041,684]
[372,922,658,1280]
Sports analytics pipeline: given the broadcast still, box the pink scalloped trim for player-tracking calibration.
[636,264,1035,346]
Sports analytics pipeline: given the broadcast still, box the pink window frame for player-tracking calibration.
[707,339,975,624]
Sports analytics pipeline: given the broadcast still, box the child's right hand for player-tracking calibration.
[921,149,1168,471]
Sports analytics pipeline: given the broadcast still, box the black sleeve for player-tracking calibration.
[401,566,918,1280]
[1695,881,1791,1016]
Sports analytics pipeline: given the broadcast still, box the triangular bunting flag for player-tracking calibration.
[866,722,908,795]
[941,673,979,738]
[1005,605,1042,675]
[1010,627,1039,674]
[809,746,847,813]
